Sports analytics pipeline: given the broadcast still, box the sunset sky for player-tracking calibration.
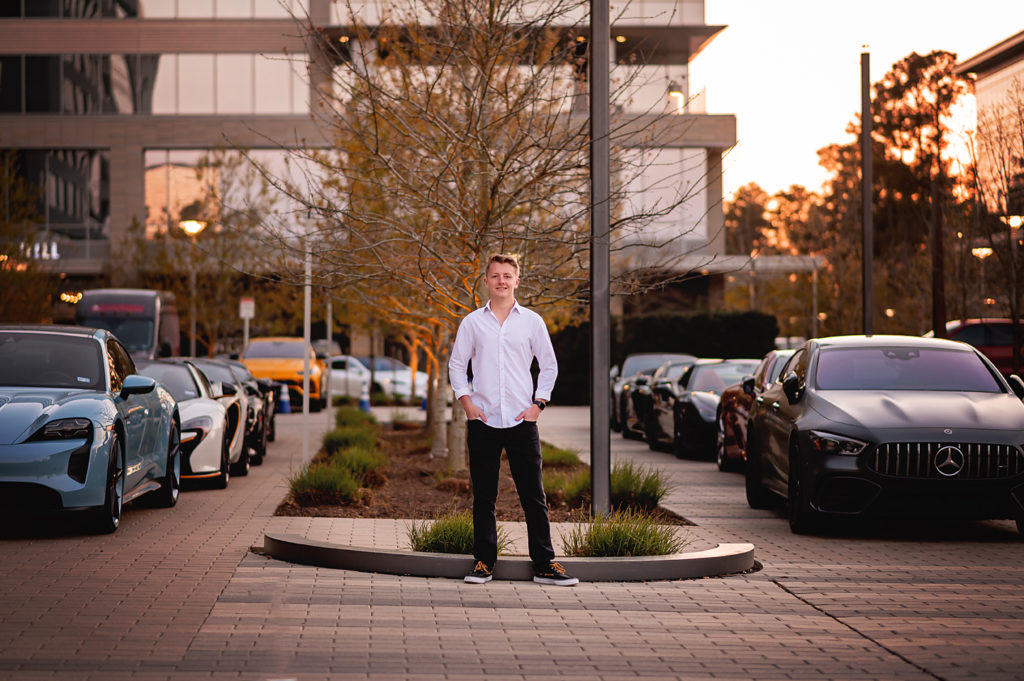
[689,1,1024,198]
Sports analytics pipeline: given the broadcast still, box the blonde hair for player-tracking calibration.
[486,253,521,276]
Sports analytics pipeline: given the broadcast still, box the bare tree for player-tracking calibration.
[238,0,714,469]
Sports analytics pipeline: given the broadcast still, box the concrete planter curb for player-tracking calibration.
[263,532,756,581]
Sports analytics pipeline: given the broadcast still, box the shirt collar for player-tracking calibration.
[483,299,521,316]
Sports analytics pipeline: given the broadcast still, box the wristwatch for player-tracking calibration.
[533,400,546,410]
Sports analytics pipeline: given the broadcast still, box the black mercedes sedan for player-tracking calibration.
[744,335,1024,535]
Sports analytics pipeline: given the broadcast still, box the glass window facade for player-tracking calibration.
[2,148,110,240]
[1,0,306,18]
[0,53,307,115]
[152,53,307,114]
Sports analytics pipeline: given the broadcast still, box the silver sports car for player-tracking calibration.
[0,325,181,533]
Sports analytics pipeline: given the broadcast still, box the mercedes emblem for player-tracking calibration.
[934,446,965,477]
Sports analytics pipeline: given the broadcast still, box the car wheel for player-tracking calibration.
[154,421,181,508]
[231,443,250,477]
[1015,515,1024,537]
[214,433,231,489]
[251,419,267,466]
[93,433,125,534]
[788,439,819,534]
[745,431,773,510]
[645,418,662,451]
[715,411,734,472]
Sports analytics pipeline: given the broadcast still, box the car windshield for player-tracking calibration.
[815,347,1002,392]
[689,363,757,394]
[622,355,684,377]
[359,357,412,372]
[78,316,154,354]
[192,361,235,385]
[0,332,104,390]
[138,362,200,402]
[243,340,306,359]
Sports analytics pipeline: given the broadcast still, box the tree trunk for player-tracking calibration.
[430,335,451,462]
[447,397,467,473]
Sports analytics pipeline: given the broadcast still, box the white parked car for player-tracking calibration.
[327,355,373,398]
[137,359,245,488]
[359,355,429,400]
[328,355,429,400]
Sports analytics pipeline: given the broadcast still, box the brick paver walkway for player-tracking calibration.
[1,406,1022,680]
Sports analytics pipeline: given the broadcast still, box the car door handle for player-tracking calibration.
[771,401,780,410]
[756,396,764,403]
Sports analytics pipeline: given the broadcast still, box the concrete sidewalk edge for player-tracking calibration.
[263,532,756,581]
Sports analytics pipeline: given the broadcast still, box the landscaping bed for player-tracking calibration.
[275,424,690,526]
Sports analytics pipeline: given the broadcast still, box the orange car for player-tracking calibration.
[240,337,326,411]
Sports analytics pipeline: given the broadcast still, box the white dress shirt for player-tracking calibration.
[449,300,558,429]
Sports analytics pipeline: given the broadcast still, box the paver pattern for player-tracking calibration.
[1,405,1022,680]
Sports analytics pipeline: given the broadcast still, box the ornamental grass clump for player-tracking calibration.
[323,424,377,454]
[610,461,673,512]
[544,466,590,506]
[407,510,513,555]
[334,406,377,429]
[288,463,361,506]
[560,509,689,557]
[331,445,388,488]
[541,442,582,468]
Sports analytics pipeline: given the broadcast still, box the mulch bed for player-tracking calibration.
[275,425,689,525]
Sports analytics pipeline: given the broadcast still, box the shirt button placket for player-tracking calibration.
[497,321,506,427]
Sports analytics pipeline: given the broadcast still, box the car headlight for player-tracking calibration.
[27,417,93,441]
[808,430,867,456]
[182,415,214,444]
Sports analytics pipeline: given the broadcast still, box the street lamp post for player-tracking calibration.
[971,246,994,315]
[178,219,207,357]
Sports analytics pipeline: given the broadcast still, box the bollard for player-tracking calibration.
[358,380,371,412]
[278,383,291,414]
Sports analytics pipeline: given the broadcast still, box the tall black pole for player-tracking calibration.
[589,0,611,516]
[861,51,873,335]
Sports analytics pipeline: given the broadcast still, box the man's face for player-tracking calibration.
[485,261,520,301]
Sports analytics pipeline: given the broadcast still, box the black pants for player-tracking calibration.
[467,419,554,570]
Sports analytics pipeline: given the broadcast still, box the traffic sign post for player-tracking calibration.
[239,297,255,350]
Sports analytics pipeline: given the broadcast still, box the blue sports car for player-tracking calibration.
[0,325,181,533]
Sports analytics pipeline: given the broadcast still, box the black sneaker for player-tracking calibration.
[533,562,579,586]
[464,561,493,584]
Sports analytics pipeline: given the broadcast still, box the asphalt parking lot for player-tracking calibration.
[1,406,1022,680]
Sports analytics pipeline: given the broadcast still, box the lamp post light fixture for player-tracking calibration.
[178,218,208,357]
[667,80,685,114]
[972,246,994,316]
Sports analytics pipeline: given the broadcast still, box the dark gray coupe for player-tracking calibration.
[744,335,1024,534]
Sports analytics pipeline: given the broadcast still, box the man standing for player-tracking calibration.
[449,254,578,586]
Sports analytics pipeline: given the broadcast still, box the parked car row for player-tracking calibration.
[615,335,1024,537]
[0,324,280,535]
[612,351,760,460]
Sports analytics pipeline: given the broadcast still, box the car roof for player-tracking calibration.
[248,336,307,342]
[814,334,971,351]
[0,324,103,339]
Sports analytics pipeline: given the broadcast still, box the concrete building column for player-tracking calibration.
[108,144,145,285]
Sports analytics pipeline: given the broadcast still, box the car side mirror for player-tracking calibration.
[609,366,620,380]
[215,381,238,398]
[1008,374,1024,400]
[741,375,755,396]
[121,374,156,398]
[782,371,802,403]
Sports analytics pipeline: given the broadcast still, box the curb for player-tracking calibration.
[263,532,756,581]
